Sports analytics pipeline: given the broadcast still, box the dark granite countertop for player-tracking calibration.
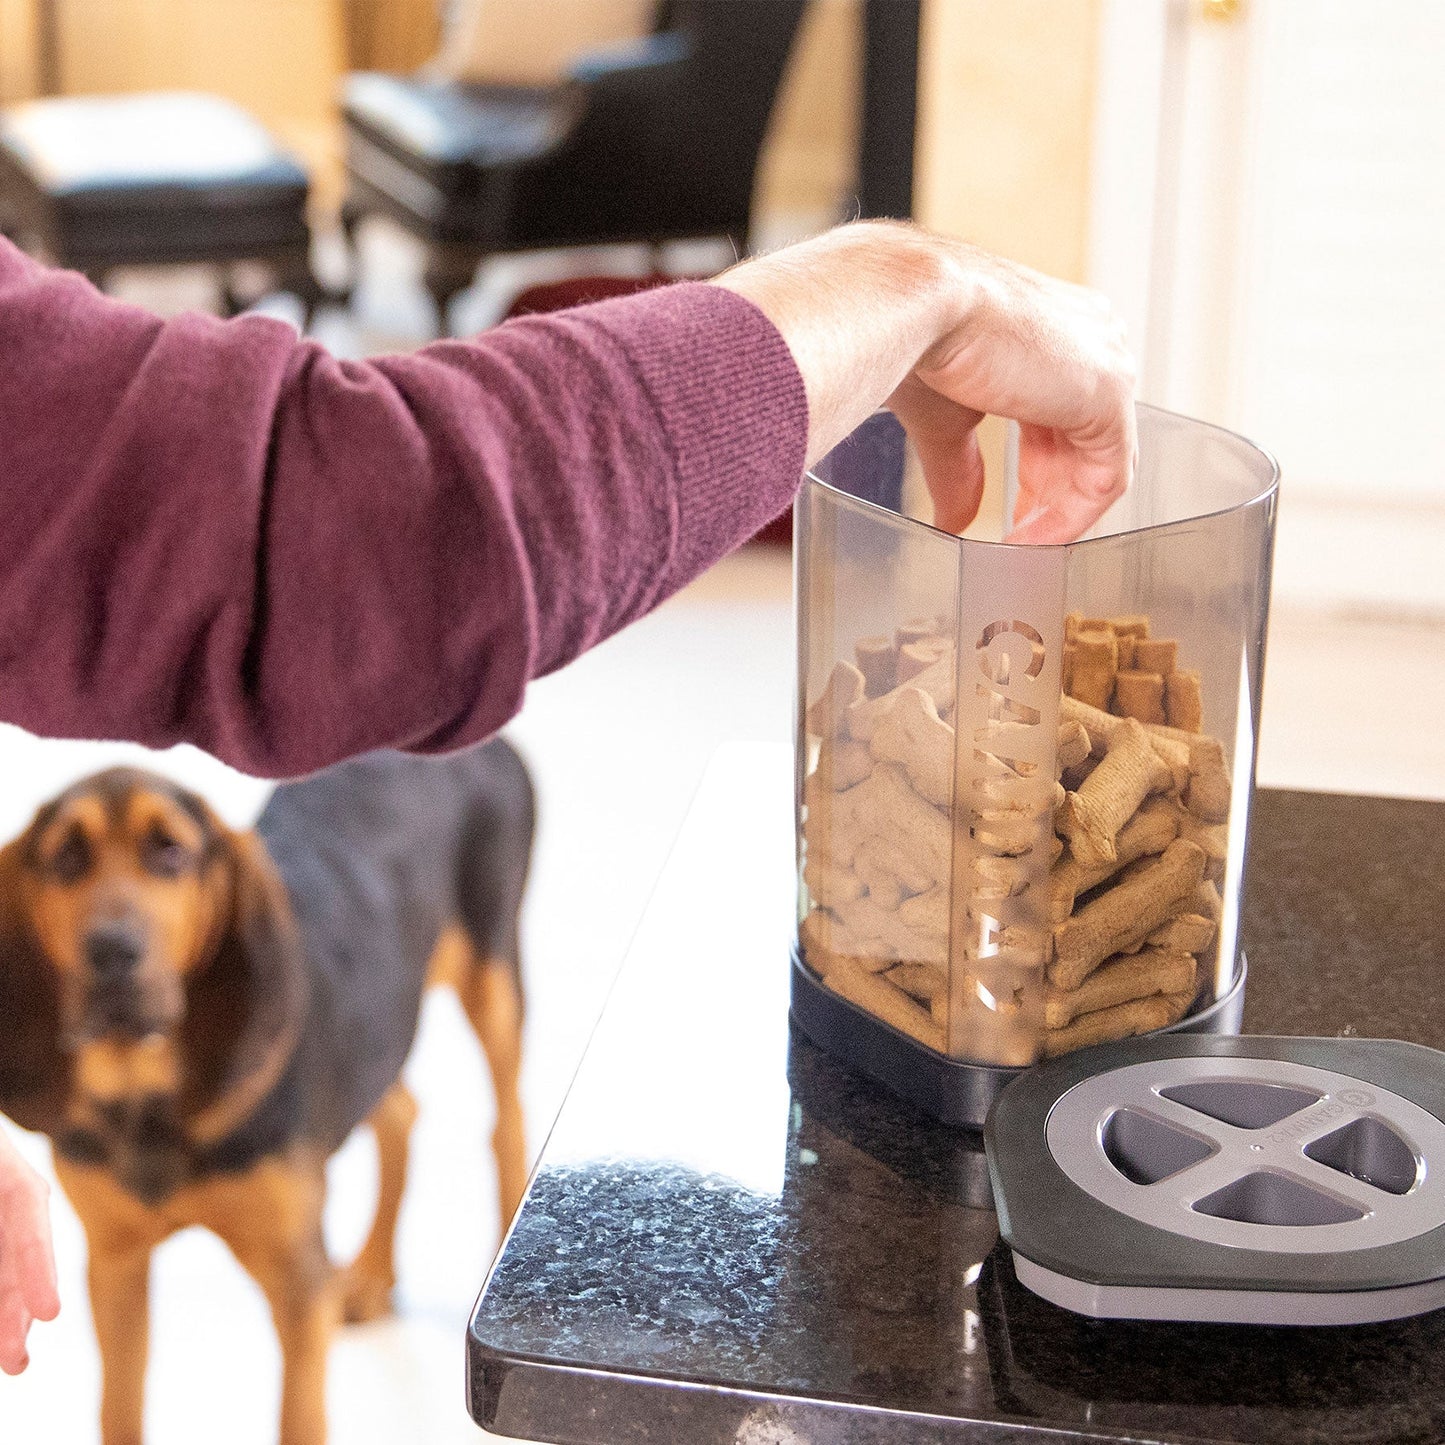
[468,746,1445,1443]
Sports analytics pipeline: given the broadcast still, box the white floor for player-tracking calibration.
[3,233,1445,1443]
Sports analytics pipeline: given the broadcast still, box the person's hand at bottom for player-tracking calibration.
[0,1126,59,1375]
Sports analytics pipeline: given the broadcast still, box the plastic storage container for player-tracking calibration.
[792,404,1279,1126]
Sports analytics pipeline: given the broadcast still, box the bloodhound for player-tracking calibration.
[0,743,534,1445]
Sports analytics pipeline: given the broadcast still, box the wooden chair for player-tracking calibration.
[340,0,809,333]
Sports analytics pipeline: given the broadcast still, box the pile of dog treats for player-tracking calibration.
[799,611,1231,1062]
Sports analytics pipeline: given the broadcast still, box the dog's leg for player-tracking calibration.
[208,1153,336,1445]
[90,1244,153,1445]
[339,1080,418,1324]
[464,957,528,1230]
[54,1159,164,1445]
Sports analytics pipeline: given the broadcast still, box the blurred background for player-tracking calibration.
[0,1,1441,1441]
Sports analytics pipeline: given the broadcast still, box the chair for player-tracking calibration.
[0,91,329,325]
[340,0,809,332]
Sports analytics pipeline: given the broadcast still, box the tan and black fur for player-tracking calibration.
[0,743,534,1445]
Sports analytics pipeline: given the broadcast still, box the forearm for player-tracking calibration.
[0,241,806,775]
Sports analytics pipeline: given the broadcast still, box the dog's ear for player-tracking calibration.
[180,827,309,1147]
[0,838,70,1134]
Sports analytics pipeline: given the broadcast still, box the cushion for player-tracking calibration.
[0,92,306,200]
[343,73,577,170]
[0,92,310,263]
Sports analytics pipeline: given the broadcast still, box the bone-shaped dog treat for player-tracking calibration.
[806,661,866,738]
[846,835,927,899]
[823,954,946,1052]
[1044,946,1196,1029]
[836,895,947,968]
[1108,615,1151,639]
[799,908,871,972]
[1070,628,1118,710]
[973,853,1029,902]
[861,763,951,884]
[1050,797,1179,923]
[1185,762,1231,824]
[895,617,943,649]
[898,637,950,684]
[854,848,906,910]
[898,884,948,937]
[1057,719,1091,772]
[1051,839,1207,989]
[888,961,947,1009]
[803,855,865,911]
[813,734,874,793]
[1172,807,1228,882]
[838,890,947,971]
[1132,637,1177,675]
[1061,695,1190,791]
[804,767,940,890]
[1059,718,1172,868]
[1113,670,1166,725]
[854,635,898,698]
[1042,992,1178,1057]
[846,649,956,742]
[1061,754,1097,794]
[1194,879,1223,922]
[1166,669,1203,732]
[1147,911,1216,955]
[1144,722,1225,776]
[869,686,955,807]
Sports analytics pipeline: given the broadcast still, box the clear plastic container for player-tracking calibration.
[794,404,1278,1101]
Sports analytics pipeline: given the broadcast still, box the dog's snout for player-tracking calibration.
[84,923,146,977]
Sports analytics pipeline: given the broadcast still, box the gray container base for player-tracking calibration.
[788,950,1247,1131]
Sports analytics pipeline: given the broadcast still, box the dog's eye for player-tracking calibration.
[48,831,91,882]
[142,830,191,878]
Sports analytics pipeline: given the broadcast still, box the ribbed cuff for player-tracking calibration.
[577,281,810,589]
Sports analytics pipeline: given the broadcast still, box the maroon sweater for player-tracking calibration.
[0,240,808,776]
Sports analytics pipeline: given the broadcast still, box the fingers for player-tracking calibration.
[913,250,1137,544]
[17,1221,59,1325]
[0,1141,60,1374]
[887,377,987,534]
[0,1282,33,1375]
[1005,413,1136,544]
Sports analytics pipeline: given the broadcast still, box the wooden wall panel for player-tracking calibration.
[0,0,41,101]
[913,0,1102,532]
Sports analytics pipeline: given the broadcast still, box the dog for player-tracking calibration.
[0,742,534,1445]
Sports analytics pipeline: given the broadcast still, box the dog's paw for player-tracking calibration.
[339,1268,396,1325]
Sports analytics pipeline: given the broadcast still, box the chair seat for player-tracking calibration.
[343,73,578,175]
[0,92,310,266]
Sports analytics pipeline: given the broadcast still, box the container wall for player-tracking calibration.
[795,428,962,1057]
[796,408,1278,1068]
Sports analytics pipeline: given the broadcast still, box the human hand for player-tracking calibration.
[0,1126,59,1374]
[715,221,1137,544]
[895,240,1136,543]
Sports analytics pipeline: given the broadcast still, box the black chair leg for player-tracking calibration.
[339,197,368,294]
[424,245,482,337]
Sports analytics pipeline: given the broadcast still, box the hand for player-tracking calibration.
[715,221,1137,544]
[898,244,1136,543]
[0,1127,59,1375]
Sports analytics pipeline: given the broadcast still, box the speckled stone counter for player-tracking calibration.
[468,746,1445,1443]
